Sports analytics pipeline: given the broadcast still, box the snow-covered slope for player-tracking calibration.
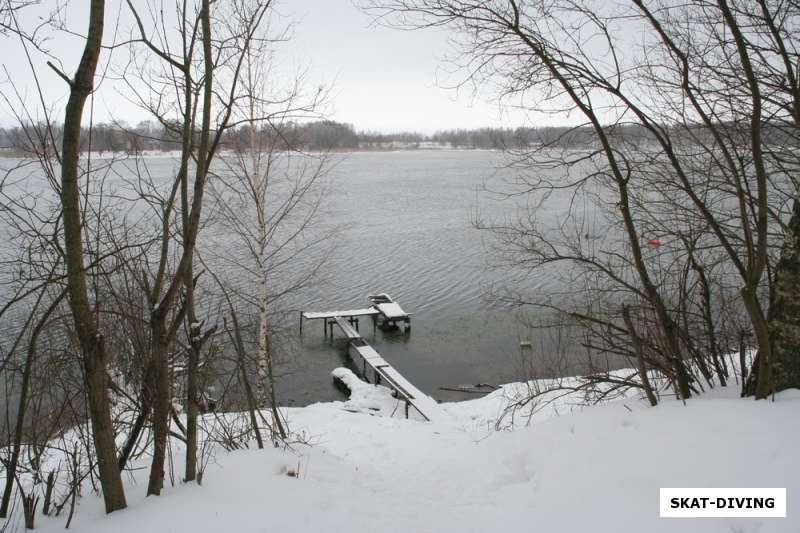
[23,372,800,533]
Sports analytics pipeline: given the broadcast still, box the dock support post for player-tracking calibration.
[299,312,303,335]
[405,401,410,419]
[348,316,360,333]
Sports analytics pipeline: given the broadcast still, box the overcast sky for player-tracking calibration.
[0,0,533,133]
[286,0,525,133]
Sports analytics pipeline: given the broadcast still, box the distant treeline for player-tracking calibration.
[1,119,797,154]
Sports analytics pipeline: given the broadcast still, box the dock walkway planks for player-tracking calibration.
[302,295,443,422]
[372,365,445,423]
[302,308,379,320]
[344,339,446,422]
[333,316,362,340]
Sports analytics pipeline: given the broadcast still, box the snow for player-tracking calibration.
[352,345,386,363]
[334,367,449,423]
[8,372,799,533]
[376,302,407,318]
[301,308,380,320]
[330,367,408,417]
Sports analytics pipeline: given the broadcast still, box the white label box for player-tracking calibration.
[660,488,786,518]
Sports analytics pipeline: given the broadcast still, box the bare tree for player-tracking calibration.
[365,0,799,400]
[46,0,128,513]
[0,287,65,519]
[122,0,279,491]
[207,37,332,443]
[0,0,328,524]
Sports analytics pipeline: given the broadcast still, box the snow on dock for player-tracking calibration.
[301,295,445,422]
[368,293,412,324]
[333,316,362,340]
[370,365,445,422]
[300,294,411,337]
[301,308,380,320]
[374,302,407,319]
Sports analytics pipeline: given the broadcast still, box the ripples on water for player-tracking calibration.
[0,150,602,407]
[257,150,593,404]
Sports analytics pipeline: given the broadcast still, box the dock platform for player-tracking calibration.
[300,293,411,339]
[301,295,444,422]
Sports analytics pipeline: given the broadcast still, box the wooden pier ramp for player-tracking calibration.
[301,295,445,422]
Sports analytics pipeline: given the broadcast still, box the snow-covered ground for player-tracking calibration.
[16,369,800,533]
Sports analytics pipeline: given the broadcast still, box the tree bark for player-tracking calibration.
[58,0,126,513]
[148,0,213,493]
[184,327,200,481]
[717,0,773,399]
[146,321,170,495]
[117,359,155,471]
[181,0,214,484]
[622,305,658,407]
[766,196,800,394]
[228,311,265,449]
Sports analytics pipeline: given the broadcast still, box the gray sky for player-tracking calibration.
[286,0,522,133]
[0,0,531,133]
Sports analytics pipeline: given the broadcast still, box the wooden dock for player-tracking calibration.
[299,293,412,339]
[301,295,444,422]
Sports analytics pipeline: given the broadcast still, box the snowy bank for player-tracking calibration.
[8,371,799,533]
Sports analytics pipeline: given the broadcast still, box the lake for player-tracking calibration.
[0,149,600,408]
[239,150,593,405]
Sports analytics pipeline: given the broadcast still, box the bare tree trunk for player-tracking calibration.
[257,263,269,406]
[208,258,265,449]
[117,359,155,471]
[610,142,692,399]
[247,60,286,441]
[19,486,37,529]
[58,0,126,513]
[250,97,271,411]
[260,321,286,440]
[717,0,772,399]
[695,262,726,386]
[742,292,772,397]
[184,326,200,481]
[181,0,214,483]
[622,305,658,407]
[767,196,800,393]
[42,470,56,516]
[184,277,216,481]
[256,253,285,439]
[228,311,265,449]
[128,0,258,492]
[146,321,171,495]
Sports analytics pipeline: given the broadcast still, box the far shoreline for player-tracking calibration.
[0,145,507,159]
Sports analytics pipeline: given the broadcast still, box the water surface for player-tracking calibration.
[260,150,583,404]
